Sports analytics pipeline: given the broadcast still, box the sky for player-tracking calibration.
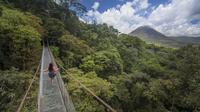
[79,0,200,37]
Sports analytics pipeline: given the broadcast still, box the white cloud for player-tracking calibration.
[85,0,200,36]
[92,2,100,10]
[138,0,149,10]
[148,0,200,36]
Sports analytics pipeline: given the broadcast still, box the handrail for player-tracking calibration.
[49,47,117,112]
[16,60,41,112]
[56,61,117,112]
[38,45,45,112]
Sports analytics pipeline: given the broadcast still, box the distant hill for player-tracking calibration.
[129,26,200,47]
[168,36,200,44]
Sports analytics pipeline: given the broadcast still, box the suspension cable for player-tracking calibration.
[47,42,117,112]
[56,61,117,112]
[16,62,41,112]
[47,46,117,112]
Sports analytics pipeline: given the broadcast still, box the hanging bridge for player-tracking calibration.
[16,45,116,112]
[38,46,75,112]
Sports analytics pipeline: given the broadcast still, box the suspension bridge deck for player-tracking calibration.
[38,47,67,112]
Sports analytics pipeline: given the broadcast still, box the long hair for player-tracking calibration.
[48,62,54,72]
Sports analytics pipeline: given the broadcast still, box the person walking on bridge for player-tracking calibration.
[44,62,59,84]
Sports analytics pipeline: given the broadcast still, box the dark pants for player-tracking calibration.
[48,72,56,78]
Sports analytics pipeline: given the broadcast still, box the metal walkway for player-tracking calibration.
[38,47,75,112]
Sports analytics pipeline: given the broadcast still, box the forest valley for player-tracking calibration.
[0,0,200,112]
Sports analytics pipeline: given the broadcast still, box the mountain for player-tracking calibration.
[129,26,200,47]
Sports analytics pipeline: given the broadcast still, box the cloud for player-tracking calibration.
[138,0,149,10]
[85,0,150,33]
[92,2,100,10]
[148,0,200,36]
[85,0,200,36]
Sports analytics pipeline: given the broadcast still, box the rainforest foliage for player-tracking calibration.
[0,0,200,112]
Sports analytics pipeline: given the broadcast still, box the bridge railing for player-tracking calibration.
[48,47,76,112]
[38,45,45,112]
[48,46,117,112]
